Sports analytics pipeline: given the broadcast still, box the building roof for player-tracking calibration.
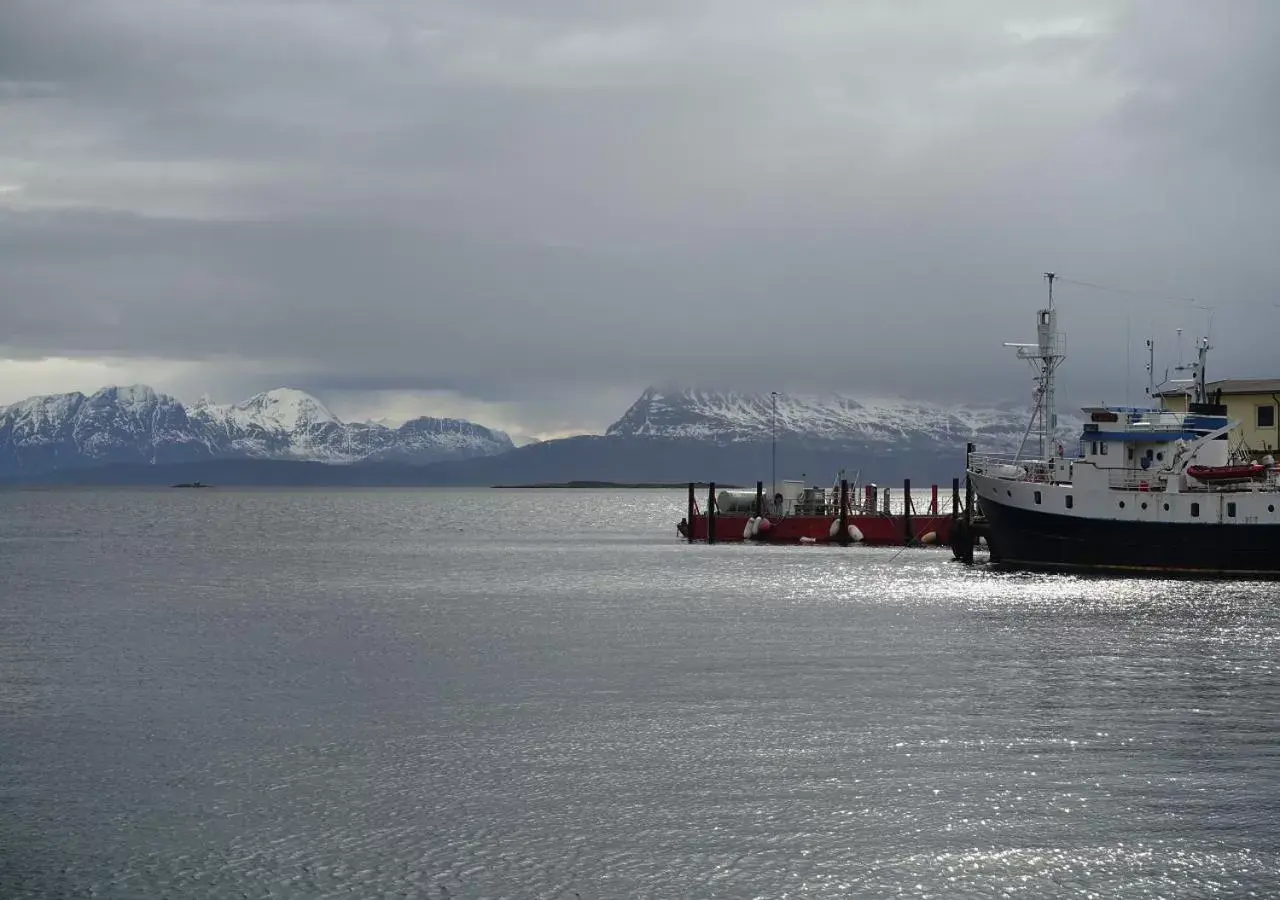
[1156,379,1280,397]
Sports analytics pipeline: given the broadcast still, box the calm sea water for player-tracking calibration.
[2,487,1278,898]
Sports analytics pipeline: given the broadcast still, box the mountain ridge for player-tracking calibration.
[0,382,1059,483]
[0,384,514,476]
[606,386,1053,449]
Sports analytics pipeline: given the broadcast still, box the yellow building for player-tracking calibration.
[1159,379,1280,454]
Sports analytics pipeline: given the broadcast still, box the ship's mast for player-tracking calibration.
[1005,273,1066,461]
[1170,335,1212,406]
[1194,336,1211,404]
[1145,338,1155,402]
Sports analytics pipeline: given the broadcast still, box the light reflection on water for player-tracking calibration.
[1,488,1278,898]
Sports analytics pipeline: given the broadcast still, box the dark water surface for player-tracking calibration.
[2,487,1278,898]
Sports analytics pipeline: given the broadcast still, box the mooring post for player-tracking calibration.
[687,482,696,544]
[931,484,938,515]
[839,478,849,546]
[707,481,717,545]
[962,443,976,564]
[903,478,913,545]
[755,480,764,518]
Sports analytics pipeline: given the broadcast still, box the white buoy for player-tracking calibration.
[847,524,863,543]
[743,520,754,540]
[828,519,840,538]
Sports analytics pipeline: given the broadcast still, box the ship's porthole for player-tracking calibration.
[1141,502,1148,510]
[1271,505,1276,513]
[1119,501,1126,509]
[1007,490,1012,497]
[1163,503,1170,511]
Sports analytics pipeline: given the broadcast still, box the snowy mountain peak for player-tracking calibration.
[88,384,170,412]
[232,388,338,433]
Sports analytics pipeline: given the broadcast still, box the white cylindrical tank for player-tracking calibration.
[717,490,759,515]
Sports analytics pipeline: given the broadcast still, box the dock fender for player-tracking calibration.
[756,517,772,535]
[847,524,863,543]
[920,531,938,545]
[828,518,841,538]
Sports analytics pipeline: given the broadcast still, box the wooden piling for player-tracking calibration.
[707,481,717,545]
[903,478,913,545]
[687,482,695,544]
[838,478,849,546]
[960,443,975,564]
[755,480,764,518]
[930,484,938,515]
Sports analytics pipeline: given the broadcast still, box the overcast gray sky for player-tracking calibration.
[2,0,1278,440]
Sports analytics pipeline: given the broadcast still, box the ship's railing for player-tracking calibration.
[1108,470,1166,492]
[1123,411,1191,430]
[1103,467,1280,493]
[967,453,1055,484]
[706,483,968,518]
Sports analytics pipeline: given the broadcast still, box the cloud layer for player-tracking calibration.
[2,0,1278,435]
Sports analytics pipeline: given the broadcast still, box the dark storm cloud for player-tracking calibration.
[2,0,1279,429]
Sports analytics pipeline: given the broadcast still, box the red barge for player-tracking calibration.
[677,477,964,546]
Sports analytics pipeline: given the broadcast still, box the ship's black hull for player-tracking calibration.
[978,496,1280,576]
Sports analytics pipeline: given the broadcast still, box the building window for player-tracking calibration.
[1100,441,1108,455]
[1034,490,1042,505]
[1228,502,1237,518]
[1192,502,1200,517]
[1066,495,1073,509]
[1091,441,1098,455]
[1259,405,1276,429]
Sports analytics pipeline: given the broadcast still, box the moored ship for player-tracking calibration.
[967,274,1280,576]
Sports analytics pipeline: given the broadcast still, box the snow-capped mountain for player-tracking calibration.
[0,385,514,476]
[607,386,1070,453]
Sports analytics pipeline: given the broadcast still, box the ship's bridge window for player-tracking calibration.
[1228,502,1237,519]
[1090,441,1098,455]
[1191,502,1200,517]
[1100,441,1108,455]
[1128,448,1134,461]
[1065,495,1073,509]
[1034,490,1042,505]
